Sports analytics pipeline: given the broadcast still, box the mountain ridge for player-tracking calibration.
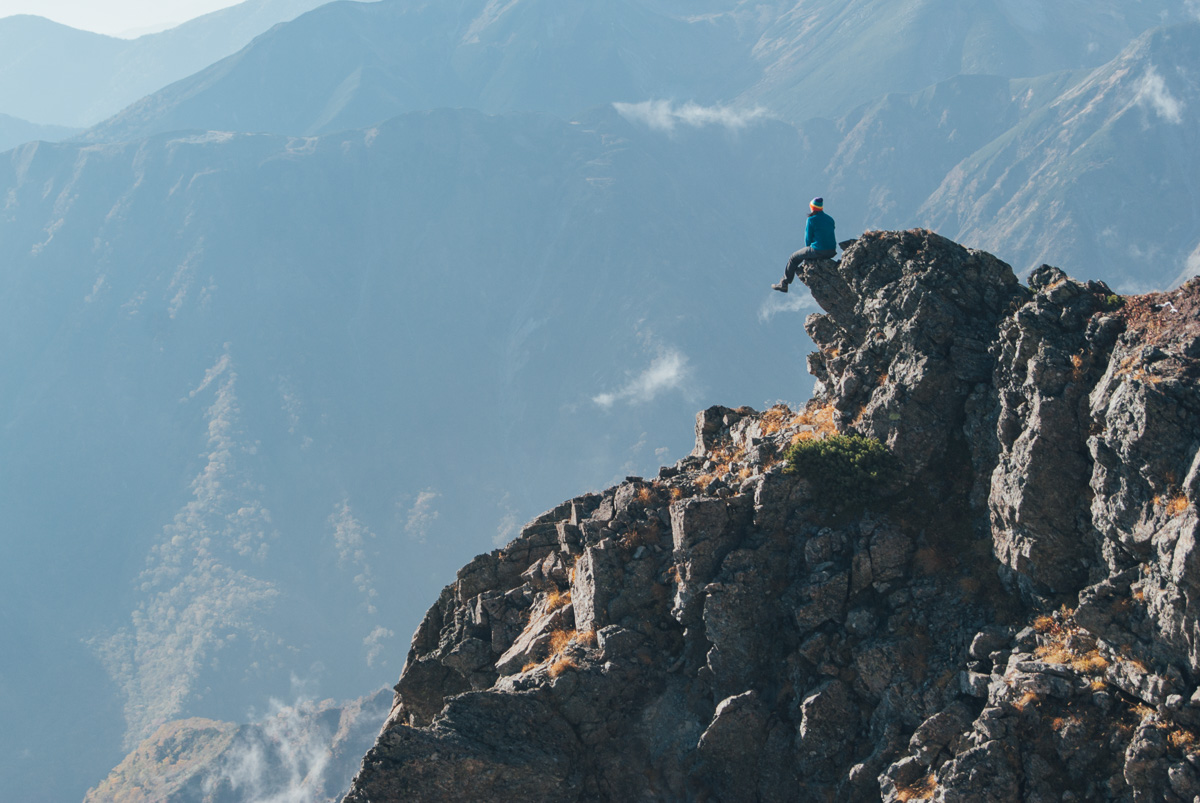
[343,230,1200,801]
[0,0,341,128]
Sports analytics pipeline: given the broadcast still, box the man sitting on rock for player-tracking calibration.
[773,197,836,293]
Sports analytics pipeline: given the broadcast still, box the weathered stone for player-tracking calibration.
[908,702,973,763]
[344,239,1200,803]
[797,679,858,766]
[790,569,849,633]
[695,691,768,802]
[969,628,1010,660]
[494,602,574,676]
[572,544,620,633]
[670,496,746,627]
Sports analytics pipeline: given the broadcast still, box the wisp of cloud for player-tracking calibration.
[1135,67,1184,124]
[594,349,690,409]
[613,100,768,134]
[758,288,819,323]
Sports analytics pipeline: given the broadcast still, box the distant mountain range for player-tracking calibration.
[922,23,1200,292]
[0,111,78,151]
[81,0,1191,143]
[76,1,1200,290]
[0,0,350,128]
[2,1,1198,800]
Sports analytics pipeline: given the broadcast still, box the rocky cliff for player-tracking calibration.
[343,230,1200,802]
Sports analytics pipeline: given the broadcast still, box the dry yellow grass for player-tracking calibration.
[895,774,937,801]
[548,629,575,656]
[670,487,684,501]
[1070,352,1085,381]
[1013,691,1040,712]
[1170,729,1198,750]
[1035,644,1072,665]
[1167,494,1190,517]
[761,404,802,436]
[545,589,572,611]
[851,405,869,427]
[547,656,578,678]
[636,486,654,504]
[1115,353,1139,377]
[807,404,838,437]
[790,430,817,445]
[1072,652,1110,675]
[1032,615,1056,634]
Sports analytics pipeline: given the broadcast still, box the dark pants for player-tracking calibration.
[782,247,836,286]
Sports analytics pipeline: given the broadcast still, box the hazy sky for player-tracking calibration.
[0,0,241,37]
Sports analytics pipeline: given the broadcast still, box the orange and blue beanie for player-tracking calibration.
[810,197,824,212]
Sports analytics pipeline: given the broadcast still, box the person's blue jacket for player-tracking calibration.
[805,210,836,252]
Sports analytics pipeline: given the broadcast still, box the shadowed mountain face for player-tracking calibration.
[0,106,819,801]
[0,0,340,128]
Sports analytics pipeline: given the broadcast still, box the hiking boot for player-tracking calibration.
[771,282,788,293]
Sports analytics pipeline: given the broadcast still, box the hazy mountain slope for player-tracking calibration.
[807,70,1081,232]
[84,0,756,142]
[0,106,820,801]
[0,111,79,151]
[743,0,1190,119]
[921,22,1200,291]
[81,0,1191,143]
[0,0,341,128]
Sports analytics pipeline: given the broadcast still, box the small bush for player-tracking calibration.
[1102,294,1124,310]
[784,434,897,509]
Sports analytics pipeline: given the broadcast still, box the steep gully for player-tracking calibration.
[345,230,1200,802]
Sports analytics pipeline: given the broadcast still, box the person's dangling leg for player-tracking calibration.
[773,249,810,293]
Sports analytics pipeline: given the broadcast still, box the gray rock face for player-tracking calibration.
[344,233,1200,802]
[989,267,1122,594]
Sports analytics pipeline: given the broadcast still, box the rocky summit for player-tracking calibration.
[343,230,1200,802]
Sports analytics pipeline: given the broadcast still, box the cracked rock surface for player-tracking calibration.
[344,230,1200,802]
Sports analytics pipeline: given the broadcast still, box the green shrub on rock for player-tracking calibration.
[784,434,897,509]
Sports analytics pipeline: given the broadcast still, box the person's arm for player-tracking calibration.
[805,216,816,248]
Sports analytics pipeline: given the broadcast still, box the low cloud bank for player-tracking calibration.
[613,100,768,133]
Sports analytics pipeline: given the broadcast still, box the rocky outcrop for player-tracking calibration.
[344,230,1200,801]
